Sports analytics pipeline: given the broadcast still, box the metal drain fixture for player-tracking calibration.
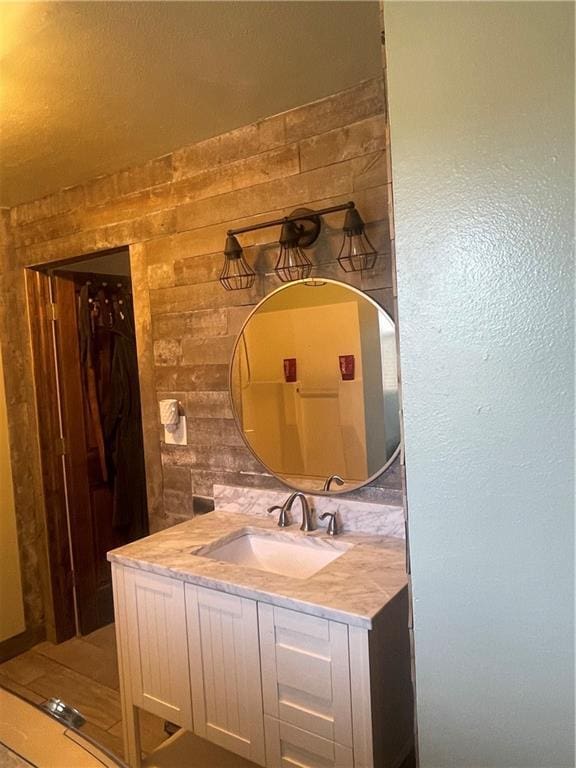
[41,698,86,729]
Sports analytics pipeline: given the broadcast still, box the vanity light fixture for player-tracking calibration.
[218,201,379,290]
[337,207,379,273]
[220,234,256,291]
[275,218,313,283]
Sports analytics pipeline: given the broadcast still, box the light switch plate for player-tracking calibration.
[164,416,187,446]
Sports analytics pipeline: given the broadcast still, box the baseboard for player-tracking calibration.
[0,624,46,663]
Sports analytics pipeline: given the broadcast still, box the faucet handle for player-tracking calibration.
[320,511,339,536]
[268,504,290,527]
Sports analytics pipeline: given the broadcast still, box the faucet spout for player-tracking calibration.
[282,492,315,532]
[322,474,345,492]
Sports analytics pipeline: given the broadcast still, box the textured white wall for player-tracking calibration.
[384,2,574,766]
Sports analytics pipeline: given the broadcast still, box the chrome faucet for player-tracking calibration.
[270,492,315,532]
[322,474,345,492]
[267,502,291,527]
[320,511,340,536]
[289,492,315,532]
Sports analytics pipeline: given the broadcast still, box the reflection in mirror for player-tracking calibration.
[230,279,400,494]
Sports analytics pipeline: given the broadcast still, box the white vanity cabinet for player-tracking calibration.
[112,563,412,768]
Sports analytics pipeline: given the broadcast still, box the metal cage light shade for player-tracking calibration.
[337,208,378,273]
[220,235,256,291]
[274,220,313,283]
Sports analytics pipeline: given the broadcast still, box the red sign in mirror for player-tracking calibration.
[339,354,355,381]
[283,358,297,382]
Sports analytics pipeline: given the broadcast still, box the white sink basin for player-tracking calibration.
[195,529,350,579]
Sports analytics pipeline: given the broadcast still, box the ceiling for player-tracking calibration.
[57,248,131,276]
[0,1,382,208]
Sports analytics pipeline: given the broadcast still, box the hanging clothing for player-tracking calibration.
[78,285,108,483]
[103,295,148,539]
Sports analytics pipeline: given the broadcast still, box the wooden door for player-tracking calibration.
[52,274,101,634]
[121,568,192,727]
[185,584,266,766]
[54,273,138,633]
[28,268,143,637]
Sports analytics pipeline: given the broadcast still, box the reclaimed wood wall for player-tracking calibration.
[0,78,401,637]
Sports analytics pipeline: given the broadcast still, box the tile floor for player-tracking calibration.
[0,624,415,768]
[0,624,259,767]
[0,623,166,760]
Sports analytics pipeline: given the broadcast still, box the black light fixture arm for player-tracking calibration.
[226,201,355,237]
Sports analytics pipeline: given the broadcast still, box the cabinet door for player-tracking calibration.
[259,604,352,746]
[185,584,265,766]
[122,568,192,728]
[264,717,354,768]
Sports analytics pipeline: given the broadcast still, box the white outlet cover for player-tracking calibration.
[164,416,187,446]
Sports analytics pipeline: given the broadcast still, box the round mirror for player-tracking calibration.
[229,279,401,494]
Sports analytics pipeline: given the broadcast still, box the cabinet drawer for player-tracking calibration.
[264,716,354,768]
[259,604,352,747]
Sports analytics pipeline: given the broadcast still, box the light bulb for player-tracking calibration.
[274,221,313,283]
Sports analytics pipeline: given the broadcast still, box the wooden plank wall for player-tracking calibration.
[0,78,401,635]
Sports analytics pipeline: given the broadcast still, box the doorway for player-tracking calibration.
[27,248,149,640]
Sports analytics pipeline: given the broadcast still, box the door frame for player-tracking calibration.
[25,268,77,641]
[26,268,106,638]
[25,244,160,642]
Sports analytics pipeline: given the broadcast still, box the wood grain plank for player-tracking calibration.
[26,666,121,730]
[35,637,119,691]
[0,672,45,705]
[0,649,62,687]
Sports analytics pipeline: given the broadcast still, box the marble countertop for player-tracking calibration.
[107,511,407,629]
